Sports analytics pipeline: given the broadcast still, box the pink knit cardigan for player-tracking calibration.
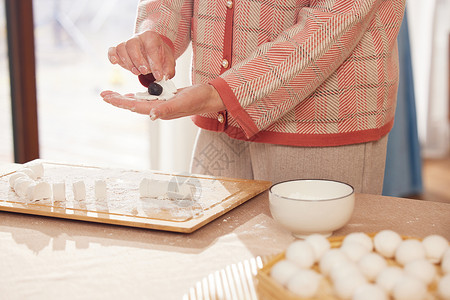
[135,0,405,146]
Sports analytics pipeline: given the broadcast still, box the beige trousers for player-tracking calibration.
[190,129,389,194]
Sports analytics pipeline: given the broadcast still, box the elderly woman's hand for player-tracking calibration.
[108,30,175,81]
[101,84,225,120]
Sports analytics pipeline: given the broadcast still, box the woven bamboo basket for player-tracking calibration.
[256,234,443,300]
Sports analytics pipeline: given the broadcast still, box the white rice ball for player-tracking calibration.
[358,252,387,281]
[341,241,370,262]
[438,274,450,300]
[375,266,404,293]
[305,234,331,262]
[422,234,449,263]
[403,259,436,285]
[392,275,427,300]
[334,273,367,300]
[286,269,322,298]
[395,239,426,266]
[444,248,450,261]
[285,240,315,269]
[374,230,403,258]
[343,232,373,252]
[352,283,388,300]
[443,250,450,274]
[319,249,350,276]
[330,261,362,283]
[270,259,299,286]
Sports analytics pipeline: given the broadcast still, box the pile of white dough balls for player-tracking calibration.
[269,230,450,300]
[270,234,329,298]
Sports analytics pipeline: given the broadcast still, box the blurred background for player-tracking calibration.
[0,0,449,202]
[1,0,197,171]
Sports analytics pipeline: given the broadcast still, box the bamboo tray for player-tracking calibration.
[256,235,443,300]
[0,161,272,233]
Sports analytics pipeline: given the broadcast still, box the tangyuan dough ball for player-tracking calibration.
[72,181,86,201]
[285,240,315,269]
[341,241,370,262]
[13,177,35,198]
[52,182,66,201]
[333,273,367,300]
[9,172,29,188]
[374,230,403,258]
[24,161,44,178]
[343,232,373,252]
[422,234,449,263]
[319,249,350,276]
[445,248,450,261]
[17,167,37,180]
[441,249,450,274]
[403,259,436,285]
[330,261,362,283]
[148,79,176,99]
[94,180,107,200]
[438,274,450,300]
[395,239,426,266]
[28,181,52,201]
[270,259,299,286]
[305,234,331,262]
[286,269,322,298]
[352,283,388,300]
[392,275,427,300]
[375,266,404,293]
[358,252,387,281]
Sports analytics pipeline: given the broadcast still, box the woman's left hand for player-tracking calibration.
[101,83,225,120]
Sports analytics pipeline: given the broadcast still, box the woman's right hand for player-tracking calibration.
[108,31,175,81]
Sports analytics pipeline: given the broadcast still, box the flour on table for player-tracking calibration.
[0,162,233,223]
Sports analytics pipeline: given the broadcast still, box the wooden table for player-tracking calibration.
[0,163,449,299]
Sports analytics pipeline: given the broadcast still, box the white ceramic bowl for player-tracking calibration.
[269,179,355,238]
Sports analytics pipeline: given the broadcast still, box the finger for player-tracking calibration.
[108,47,119,64]
[161,44,176,79]
[101,90,136,100]
[150,98,190,120]
[100,90,116,97]
[110,44,128,70]
[103,96,148,113]
[125,38,151,75]
[115,43,139,75]
[101,91,165,115]
[101,91,136,104]
[139,35,165,81]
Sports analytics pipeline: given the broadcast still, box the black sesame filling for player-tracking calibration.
[148,82,163,96]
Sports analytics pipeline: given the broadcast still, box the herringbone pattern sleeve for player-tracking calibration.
[135,0,193,59]
[211,0,404,140]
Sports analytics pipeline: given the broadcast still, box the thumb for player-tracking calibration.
[150,101,175,120]
[151,95,191,120]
